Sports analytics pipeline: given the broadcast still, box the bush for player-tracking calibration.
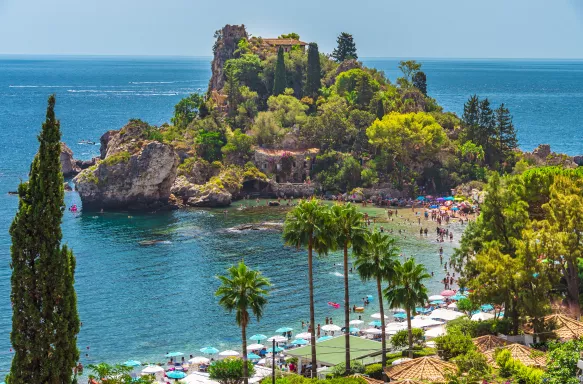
[391,328,424,349]
[452,350,490,380]
[495,349,544,383]
[208,358,255,384]
[329,360,364,377]
[434,329,475,361]
[103,151,131,166]
[363,363,382,379]
[262,375,367,384]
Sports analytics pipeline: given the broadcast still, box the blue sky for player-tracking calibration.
[0,0,582,58]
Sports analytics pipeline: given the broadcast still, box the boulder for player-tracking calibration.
[186,187,232,208]
[574,155,583,166]
[60,143,80,177]
[75,157,98,170]
[100,130,117,159]
[74,141,179,211]
[532,144,551,160]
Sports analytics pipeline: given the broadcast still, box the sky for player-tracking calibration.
[0,0,582,58]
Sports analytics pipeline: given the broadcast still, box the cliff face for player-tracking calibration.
[74,121,179,211]
[208,24,248,93]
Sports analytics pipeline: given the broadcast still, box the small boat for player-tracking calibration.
[327,302,340,309]
[354,307,364,313]
[78,140,96,145]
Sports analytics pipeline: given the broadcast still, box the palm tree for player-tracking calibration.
[354,230,399,381]
[216,261,271,384]
[283,198,333,377]
[384,258,430,358]
[330,203,366,374]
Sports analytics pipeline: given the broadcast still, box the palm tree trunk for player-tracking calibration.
[308,235,317,378]
[242,320,249,384]
[377,277,387,382]
[406,307,413,358]
[343,243,351,375]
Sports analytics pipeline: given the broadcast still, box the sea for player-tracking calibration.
[0,56,582,376]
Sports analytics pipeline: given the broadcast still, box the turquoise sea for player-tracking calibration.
[0,56,582,376]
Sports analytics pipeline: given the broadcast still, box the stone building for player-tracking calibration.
[261,38,307,53]
[253,148,318,183]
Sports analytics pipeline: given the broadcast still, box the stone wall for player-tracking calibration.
[253,148,318,183]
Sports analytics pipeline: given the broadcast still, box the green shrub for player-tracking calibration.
[103,151,131,166]
[434,329,475,361]
[329,360,364,377]
[261,375,367,384]
[391,328,424,349]
[208,358,255,384]
[363,363,382,379]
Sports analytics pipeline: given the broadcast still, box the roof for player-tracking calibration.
[284,336,382,366]
[263,38,307,46]
[389,380,429,384]
[482,343,546,368]
[544,314,583,340]
[384,356,456,383]
[350,374,384,384]
[472,335,510,352]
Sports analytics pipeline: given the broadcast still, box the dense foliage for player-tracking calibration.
[209,358,256,384]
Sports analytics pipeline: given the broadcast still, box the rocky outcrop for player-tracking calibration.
[74,123,179,211]
[270,181,315,198]
[60,143,80,177]
[527,144,578,168]
[229,222,284,232]
[171,176,232,207]
[75,157,98,170]
[208,25,248,93]
[532,144,551,160]
[100,130,117,159]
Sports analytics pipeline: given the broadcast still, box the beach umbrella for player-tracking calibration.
[291,339,308,346]
[430,300,444,305]
[321,324,341,332]
[425,195,433,199]
[349,319,364,325]
[371,313,388,319]
[219,350,240,357]
[429,205,438,209]
[471,312,495,321]
[452,207,459,211]
[122,360,141,367]
[368,320,382,327]
[249,334,268,341]
[267,335,287,343]
[247,353,261,359]
[454,196,464,201]
[447,302,458,309]
[431,308,466,321]
[481,304,494,312]
[296,332,312,339]
[165,352,183,358]
[142,365,165,374]
[349,327,360,333]
[364,328,382,335]
[391,358,412,366]
[441,290,455,297]
[416,196,425,201]
[266,346,284,353]
[317,335,333,342]
[189,356,210,364]
[200,347,219,354]
[410,316,443,328]
[247,343,264,350]
[167,371,187,380]
[444,196,455,201]
[436,197,445,202]
[428,295,444,301]
[451,293,467,301]
[385,322,407,332]
[275,327,293,333]
[393,308,406,313]
[393,313,406,319]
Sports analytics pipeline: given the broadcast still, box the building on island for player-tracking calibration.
[261,38,307,53]
[253,148,318,183]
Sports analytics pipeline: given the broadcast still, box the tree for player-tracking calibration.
[273,47,287,96]
[279,32,300,40]
[375,99,385,120]
[354,230,398,381]
[216,262,271,384]
[412,71,427,96]
[390,328,425,349]
[283,199,333,377]
[8,95,80,384]
[456,298,479,318]
[398,60,422,82]
[172,93,204,128]
[451,350,491,383]
[494,103,518,168]
[384,258,430,358]
[305,43,322,100]
[221,129,255,165]
[544,339,583,384]
[331,32,358,62]
[330,203,365,375]
[197,130,225,162]
[88,363,154,384]
[434,329,475,361]
[208,358,256,384]
[334,69,380,109]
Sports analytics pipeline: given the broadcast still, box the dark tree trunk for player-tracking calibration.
[241,321,249,384]
[377,277,387,382]
[308,235,317,377]
[406,307,413,358]
[343,243,351,374]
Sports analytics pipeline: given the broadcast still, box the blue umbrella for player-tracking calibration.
[481,304,494,311]
[444,196,455,201]
[275,327,293,333]
[165,352,183,358]
[393,313,406,319]
[452,207,459,211]
[247,353,261,359]
[415,307,431,314]
[200,347,219,354]
[430,205,438,209]
[249,334,267,341]
[416,196,425,201]
[266,346,284,353]
[291,339,308,345]
[317,335,333,342]
[349,327,360,333]
[451,294,467,301]
[123,360,142,367]
[167,371,187,380]
[368,320,382,327]
[430,300,444,305]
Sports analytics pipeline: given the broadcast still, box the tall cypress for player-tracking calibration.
[8,95,80,384]
[273,47,287,96]
[305,43,321,99]
[375,99,385,120]
[412,71,427,96]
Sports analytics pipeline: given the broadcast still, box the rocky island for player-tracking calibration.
[65,24,581,211]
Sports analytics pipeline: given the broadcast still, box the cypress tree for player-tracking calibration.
[495,103,518,165]
[331,32,358,62]
[273,47,287,96]
[8,95,80,384]
[412,71,427,96]
[305,43,321,99]
[375,99,385,120]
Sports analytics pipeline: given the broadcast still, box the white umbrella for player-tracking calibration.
[428,295,445,301]
[267,335,287,342]
[219,350,240,357]
[410,316,443,328]
[447,302,458,309]
[385,322,407,332]
[189,356,210,364]
[424,325,446,338]
[296,332,312,339]
[431,308,466,321]
[391,358,412,366]
[349,319,364,325]
[371,313,389,319]
[321,324,341,332]
[142,365,164,374]
[471,312,495,321]
[363,328,382,334]
[247,343,264,350]
[392,308,406,313]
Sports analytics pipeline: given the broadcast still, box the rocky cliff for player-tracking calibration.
[208,24,248,93]
[74,121,179,211]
